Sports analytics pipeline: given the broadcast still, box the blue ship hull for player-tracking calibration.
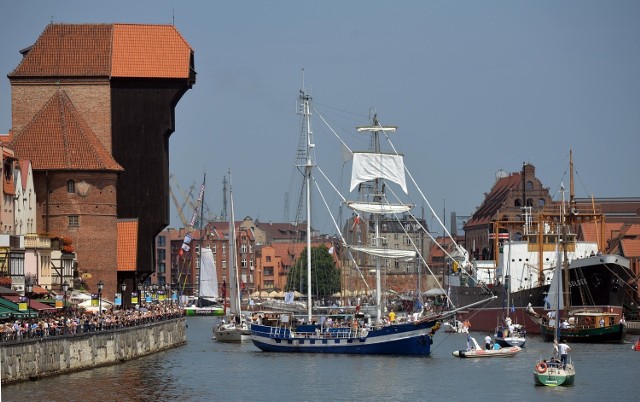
[250,320,439,355]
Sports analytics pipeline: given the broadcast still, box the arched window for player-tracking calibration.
[538,198,546,207]
[526,180,534,190]
[514,199,522,207]
[526,198,534,207]
[514,232,522,241]
[67,180,75,193]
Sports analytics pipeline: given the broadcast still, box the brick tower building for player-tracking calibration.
[6,23,195,298]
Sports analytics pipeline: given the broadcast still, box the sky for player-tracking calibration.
[1,1,639,236]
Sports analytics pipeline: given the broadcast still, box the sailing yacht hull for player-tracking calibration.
[533,362,576,386]
[214,323,252,342]
[250,320,438,355]
[539,323,626,343]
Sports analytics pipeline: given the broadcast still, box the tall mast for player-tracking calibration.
[228,170,241,315]
[298,88,314,321]
[355,114,398,324]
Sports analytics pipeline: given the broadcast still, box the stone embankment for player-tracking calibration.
[0,317,186,384]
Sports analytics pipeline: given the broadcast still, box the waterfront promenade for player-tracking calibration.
[0,304,183,342]
[0,304,187,384]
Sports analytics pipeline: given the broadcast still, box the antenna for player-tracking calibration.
[172,6,175,25]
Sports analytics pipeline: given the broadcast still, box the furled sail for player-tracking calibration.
[347,201,412,215]
[348,245,416,260]
[350,152,408,194]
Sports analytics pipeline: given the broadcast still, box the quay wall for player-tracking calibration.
[0,318,186,384]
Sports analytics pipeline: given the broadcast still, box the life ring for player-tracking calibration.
[585,317,593,326]
[360,329,369,338]
[536,362,547,373]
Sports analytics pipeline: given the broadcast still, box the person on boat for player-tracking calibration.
[599,318,605,327]
[466,333,472,351]
[557,339,571,369]
[492,342,502,350]
[389,310,396,323]
[484,335,492,350]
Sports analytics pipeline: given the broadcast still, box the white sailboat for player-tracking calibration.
[533,186,576,386]
[213,172,251,342]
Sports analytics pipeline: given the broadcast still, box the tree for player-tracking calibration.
[286,245,340,297]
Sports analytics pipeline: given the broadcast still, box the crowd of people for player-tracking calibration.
[0,304,184,342]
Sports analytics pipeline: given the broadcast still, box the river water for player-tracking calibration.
[2,317,638,401]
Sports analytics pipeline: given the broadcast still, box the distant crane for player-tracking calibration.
[170,173,224,229]
[169,174,194,229]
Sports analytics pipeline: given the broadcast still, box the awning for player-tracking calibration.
[31,285,50,296]
[0,296,38,318]
[2,295,57,311]
[0,305,13,319]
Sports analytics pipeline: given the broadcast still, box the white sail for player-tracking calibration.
[199,247,218,299]
[348,245,416,260]
[350,152,408,194]
[347,201,412,215]
[544,247,564,312]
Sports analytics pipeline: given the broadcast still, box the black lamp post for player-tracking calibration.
[97,280,104,316]
[25,283,33,316]
[62,281,69,321]
[120,282,127,309]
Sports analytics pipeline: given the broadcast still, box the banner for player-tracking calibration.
[91,294,99,307]
[55,294,64,309]
[115,293,122,306]
[131,292,139,304]
[18,296,28,311]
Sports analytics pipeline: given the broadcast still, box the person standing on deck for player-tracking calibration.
[558,339,571,369]
[484,335,492,350]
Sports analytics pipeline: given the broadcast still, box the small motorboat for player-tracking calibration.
[453,336,521,358]
[632,338,640,351]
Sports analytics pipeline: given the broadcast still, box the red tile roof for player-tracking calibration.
[466,173,522,226]
[580,222,624,243]
[117,219,138,271]
[112,24,193,78]
[8,90,123,171]
[9,23,193,79]
[621,239,640,258]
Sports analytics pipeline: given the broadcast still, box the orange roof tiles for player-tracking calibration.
[112,24,193,78]
[117,219,138,271]
[9,23,193,79]
[621,239,640,258]
[9,90,123,171]
[580,222,624,243]
[10,24,112,77]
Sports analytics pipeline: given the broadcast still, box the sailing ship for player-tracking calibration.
[214,172,251,342]
[184,247,225,317]
[250,88,448,355]
[528,187,627,343]
[449,153,635,334]
[180,174,224,317]
[533,212,575,386]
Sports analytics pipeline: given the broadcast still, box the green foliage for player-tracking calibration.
[286,245,340,297]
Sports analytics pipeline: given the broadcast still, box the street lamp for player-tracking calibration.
[120,282,127,310]
[97,280,104,316]
[62,281,69,327]
[25,283,33,317]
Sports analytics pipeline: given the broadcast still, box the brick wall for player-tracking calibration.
[33,171,118,298]
[11,81,112,152]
